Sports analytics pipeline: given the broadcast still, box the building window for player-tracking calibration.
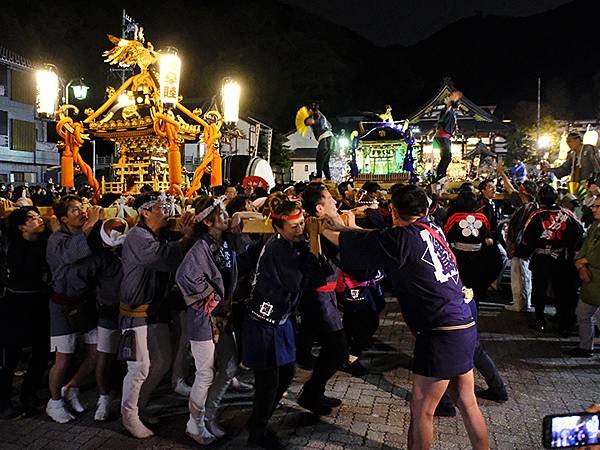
[0,65,7,97]
[0,110,7,136]
[10,69,35,105]
[304,164,309,172]
[11,172,36,183]
[10,119,35,151]
[0,174,8,183]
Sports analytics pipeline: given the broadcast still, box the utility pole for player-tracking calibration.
[537,77,541,131]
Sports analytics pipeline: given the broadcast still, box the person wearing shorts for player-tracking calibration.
[45,195,102,424]
[321,184,489,450]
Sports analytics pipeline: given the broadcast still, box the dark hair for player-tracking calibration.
[212,185,226,197]
[53,194,83,220]
[293,181,307,196]
[478,179,495,193]
[132,192,161,210]
[8,206,40,239]
[521,180,538,198]
[226,195,248,217]
[301,183,327,217]
[337,181,352,196]
[98,193,121,208]
[567,132,582,141]
[390,184,429,220]
[253,187,269,200]
[268,192,300,230]
[12,185,29,201]
[452,190,479,213]
[361,181,381,195]
[537,184,558,207]
[193,195,221,234]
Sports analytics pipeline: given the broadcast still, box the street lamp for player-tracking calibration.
[35,64,59,118]
[65,78,89,104]
[221,78,240,123]
[537,134,552,150]
[159,47,181,108]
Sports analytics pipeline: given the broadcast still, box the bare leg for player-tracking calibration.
[447,370,490,450]
[96,351,115,395]
[408,374,449,450]
[49,352,72,400]
[65,344,97,389]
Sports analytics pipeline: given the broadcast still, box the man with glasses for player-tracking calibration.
[566,198,600,357]
[119,192,195,438]
[46,195,102,423]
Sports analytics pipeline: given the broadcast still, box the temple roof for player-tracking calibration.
[408,78,510,134]
[0,46,33,70]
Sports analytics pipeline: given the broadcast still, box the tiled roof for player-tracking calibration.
[291,148,317,160]
[0,46,33,70]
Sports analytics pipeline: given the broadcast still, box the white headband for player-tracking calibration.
[195,195,227,223]
[137,193,168,213]
[100,218,129,247]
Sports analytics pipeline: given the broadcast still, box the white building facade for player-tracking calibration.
[0,47,59,186]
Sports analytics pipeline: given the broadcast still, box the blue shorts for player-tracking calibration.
[412,325,477,379]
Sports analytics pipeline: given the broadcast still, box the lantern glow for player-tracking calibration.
[583,126,598,146]
[36,66,59,117]
[537,134,552,150]
[222,78,240,123]
[159,48,181,108]
[558,132,570,161]
[70,80,89,101]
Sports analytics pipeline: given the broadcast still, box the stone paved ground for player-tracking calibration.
[1,293,599,450]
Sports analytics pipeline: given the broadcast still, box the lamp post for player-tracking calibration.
[36,66,94,188]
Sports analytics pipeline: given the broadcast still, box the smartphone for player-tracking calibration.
[543,412,600,448]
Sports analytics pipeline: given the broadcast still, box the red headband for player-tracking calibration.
[270,209,304,221]
[519,185,534,198]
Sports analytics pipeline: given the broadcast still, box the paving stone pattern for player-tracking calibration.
[1,296,598,449]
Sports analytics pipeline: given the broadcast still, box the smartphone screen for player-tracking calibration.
[543,413,600,448]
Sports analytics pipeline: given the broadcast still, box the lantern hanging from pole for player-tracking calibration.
[558,132,570,161]
[222,78,240,123]
[70,79,89,101]
[583,125,598,146]
[159,47,181,108]
[36,65,59,117]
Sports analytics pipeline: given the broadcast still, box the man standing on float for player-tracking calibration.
[304,102,334,181]
[434,91,462,181]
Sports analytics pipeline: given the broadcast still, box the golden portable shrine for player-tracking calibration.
[35,32,241,201]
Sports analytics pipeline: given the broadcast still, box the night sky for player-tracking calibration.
[280,0,575,46]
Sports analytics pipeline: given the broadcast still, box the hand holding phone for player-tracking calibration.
[543,412,600,448]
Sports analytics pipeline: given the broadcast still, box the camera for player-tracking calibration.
[543,412,600,448]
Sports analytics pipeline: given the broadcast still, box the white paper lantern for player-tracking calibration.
[36,66,59,117]
[583,125,598,146]
[159,48,181,108]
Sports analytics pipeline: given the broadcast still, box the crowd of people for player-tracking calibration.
[0,132,599,449]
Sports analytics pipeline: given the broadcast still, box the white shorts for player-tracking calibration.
[50,328,98,354]
[97,326,120,354]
